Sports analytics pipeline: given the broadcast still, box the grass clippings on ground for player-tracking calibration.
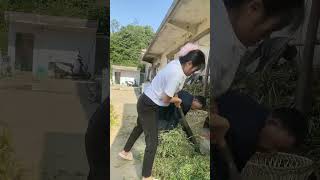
[110,104,119,128]
[153,128,210,180]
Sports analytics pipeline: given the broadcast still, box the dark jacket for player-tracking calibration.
[158,90,194,130]
[212,91,270,180]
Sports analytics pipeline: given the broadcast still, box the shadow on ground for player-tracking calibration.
[40,132,88,180]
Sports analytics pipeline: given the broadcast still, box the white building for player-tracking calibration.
[111,65,140,86]
[141,0,210,80]
[5,11,98,78]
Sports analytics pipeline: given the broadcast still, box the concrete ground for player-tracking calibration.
[0,72,100,180]
[110,86,145,180]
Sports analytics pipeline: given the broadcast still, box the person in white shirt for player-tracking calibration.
[118,43,205,180]
[211,0,304,97]
[210,0,305,179]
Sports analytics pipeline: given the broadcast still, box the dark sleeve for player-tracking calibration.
[177,90,194,115]
[216,91,269,170]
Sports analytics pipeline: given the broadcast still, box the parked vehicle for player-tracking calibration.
[53,50,91,80]
[125,80,135,87]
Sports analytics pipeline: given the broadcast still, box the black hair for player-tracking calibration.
[271,107,308,145]
[179,49,206,71]
[224,0,305,32]
[194,95,207,109]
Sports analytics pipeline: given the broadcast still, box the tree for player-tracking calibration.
[111,19,121,33]
[111,24,154,67]
[0,0,108,33]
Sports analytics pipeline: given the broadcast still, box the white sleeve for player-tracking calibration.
[164,75,181,98]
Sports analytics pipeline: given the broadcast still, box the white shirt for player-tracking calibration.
[144,59,187,106]
[211,0,247,97]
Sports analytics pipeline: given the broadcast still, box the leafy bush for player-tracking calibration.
[110,104,118,128]
[153,128,210,180]
[0,129,23,180]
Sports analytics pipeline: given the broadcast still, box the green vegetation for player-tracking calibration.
[110,104,118,128]
[0,128,23,180]
[153,128,210,180]
[110,19,154,67]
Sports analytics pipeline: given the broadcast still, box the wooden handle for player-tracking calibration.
[178,108,201,153]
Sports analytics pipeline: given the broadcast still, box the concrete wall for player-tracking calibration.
[8,22,96,77]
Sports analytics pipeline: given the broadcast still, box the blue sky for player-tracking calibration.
[110,0,173,32]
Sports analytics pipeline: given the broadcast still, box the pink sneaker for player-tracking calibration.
[118,151,133,161]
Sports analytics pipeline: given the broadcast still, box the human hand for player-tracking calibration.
[211,113,230,147]
[174,97,182,108]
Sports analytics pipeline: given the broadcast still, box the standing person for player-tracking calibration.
[118,43,206,180]
[210,0,305,179]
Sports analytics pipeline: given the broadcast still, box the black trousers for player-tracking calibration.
[123,94,159,177]
[85,99,108,180]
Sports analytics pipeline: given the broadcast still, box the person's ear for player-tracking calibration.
[267,118,282,128]
[247,0,264,17]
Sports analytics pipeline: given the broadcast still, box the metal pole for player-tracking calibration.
[295,0,320,114]
[203,64,210,97]
[178,108,200,153]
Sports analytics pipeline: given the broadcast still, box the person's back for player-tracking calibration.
[212,91,308,180]
[216,91,269,170]
[158,90,194,130]
[144,60,187,107]
[158,90,205,131]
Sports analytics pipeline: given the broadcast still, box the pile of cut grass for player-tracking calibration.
[153,127,210,180]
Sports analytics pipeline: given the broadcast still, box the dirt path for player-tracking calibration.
[110,87,145,180]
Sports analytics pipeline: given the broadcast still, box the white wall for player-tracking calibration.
[8,22,96,77]
[112,69,140,85]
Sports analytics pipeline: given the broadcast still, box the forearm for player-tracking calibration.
[169,96,180,103]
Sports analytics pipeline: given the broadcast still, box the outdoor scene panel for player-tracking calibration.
[210,0,320,179]
[0,1,109,180]
[110,0,211,179]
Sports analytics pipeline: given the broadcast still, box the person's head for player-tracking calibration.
[258,108,308,152]
[179,49,206,76]
[225,0,305,46]
[191,96,207,110]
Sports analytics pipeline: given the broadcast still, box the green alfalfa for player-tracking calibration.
[153,128,210,180]
[110,104,119,128]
